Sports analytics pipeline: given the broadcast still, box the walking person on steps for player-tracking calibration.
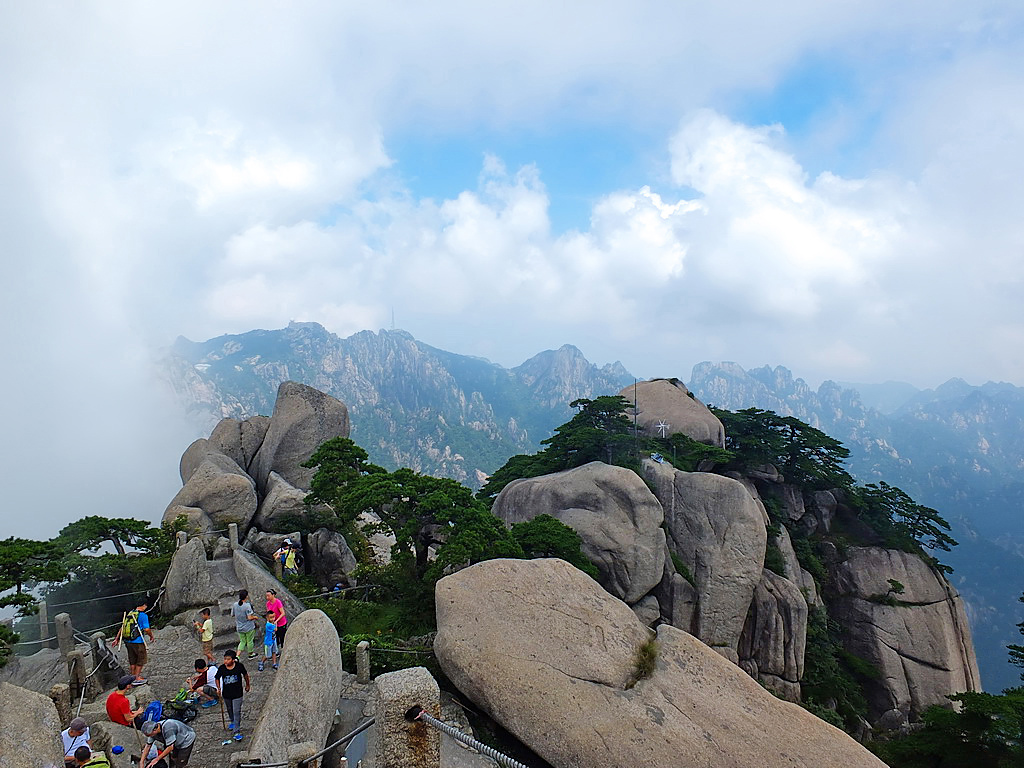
[231,589,259,660]
[215,649,251,741]
[265,589,287,649]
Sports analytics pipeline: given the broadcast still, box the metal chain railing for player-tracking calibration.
[237,718,373,767]
[407,705,531,768]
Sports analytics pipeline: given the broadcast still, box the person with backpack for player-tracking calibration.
[215,649,250,740]
[72,746,110,767]
[140,718,196,767]
[231,589,258,659]
[114,597,155,685]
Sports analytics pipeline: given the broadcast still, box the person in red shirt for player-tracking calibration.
[105,675,145,729]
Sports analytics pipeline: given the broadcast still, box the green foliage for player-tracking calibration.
[509,514,598,579]
[669,551,695,586]
[800,607,869,729]
[427,504,524,581]
[1008,593,1024,681]
[850,481,957,567]
[0,623,18,669]
[764,540,787,577]
[339,632,436,678]
[627,638,659,688]
[870,689,1024,767]
[792,538,827,586]
[479,396,635,500]
[0,537,65,616]
[656,432,734,472]
[301,437,383,509]
[712,407,853,490]
[56,516,159,557]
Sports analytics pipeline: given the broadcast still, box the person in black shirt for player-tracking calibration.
[215,650,250,741]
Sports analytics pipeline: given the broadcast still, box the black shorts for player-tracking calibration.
[170,742,194,767]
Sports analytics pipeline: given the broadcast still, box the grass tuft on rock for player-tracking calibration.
[627,637,659,689]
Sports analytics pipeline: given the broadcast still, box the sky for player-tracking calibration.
[2,1,1023,536]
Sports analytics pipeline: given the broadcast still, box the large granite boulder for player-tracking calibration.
[643,460,766,657]
[0,648,67,696]
[618,378,725,447]
[233,549,305,623]
[208,416,270,474]
[251,381,350,494]
[0,681,65,768]
[492,461,665,603]
[307,528,358,588]
[163,537,222,614]
[242,529,302,565]
[242,610,344,765]
[252,471,311,531]
[828,547,981,724]
[738,569,808,701]
[164,451,258,532]
[434,559,886,768]
[161,504,213,534]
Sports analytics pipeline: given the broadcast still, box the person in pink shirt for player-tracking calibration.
[265,590,287,649]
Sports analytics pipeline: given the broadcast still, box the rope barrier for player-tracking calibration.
[408,706,531,768]
[237,718,374,768]
[47,586,161,609]
[13,634,58,646]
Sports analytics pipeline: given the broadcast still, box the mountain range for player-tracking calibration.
[160,323,1024,691]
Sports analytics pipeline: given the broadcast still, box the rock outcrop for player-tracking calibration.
[738,569,808,701]
[251,381,350,494]
[208,416,270,473]
[492,461,665,604]
[828,546,981,723]
[163,537,221,614]
[619,378,726,446]
[307,528,358,588]
[242,610,344,765]
[0,681,65,768]
[252,471,310,531]
[164,450,258,532]
[643,461,766,657]
[434,558,887,768]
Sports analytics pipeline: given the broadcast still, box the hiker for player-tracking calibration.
[215,649,250,741]
[61,717,91,766]
[186,658,220,707]
[140,717,196,768]
[114,597,155,685]
[105,674,146,728]
[192,608,214,663]
[129,744,165,768]
[258,610,278,671]
[231,589,258,659]
[265,589,287,648]
[72,746,110,767]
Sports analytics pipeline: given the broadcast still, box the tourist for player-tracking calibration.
[106,675,146,729]
[231,589,258,659]
[258,610,278,671]
[192,608,214,663]
[61,717,91,766]
[114,597,154,685]
[73,746,111,767]
[186,658,220,708]
[140,718,196,768]
[265,589,288,648]
[215,649,251,741]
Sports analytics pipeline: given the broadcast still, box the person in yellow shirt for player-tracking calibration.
[192,608,214,663]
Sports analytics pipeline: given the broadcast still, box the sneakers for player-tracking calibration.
[257,661,264,671]
[247,652,258,659]
[201,699,218,708]
[233,732,244,741]
[132,677,148,686]
[228,722,236,731]
[272,663,278,670]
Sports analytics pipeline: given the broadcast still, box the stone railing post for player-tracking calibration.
[229,523,240,550]
[273,556,284,579]
[49,683,72,727]
[356,640,371,684]
[55,612,75,660]
[176,530,188,549]
[373,667,441,768]
[287,742,316,768]
[39,600,51,649]
[67,649,87,702]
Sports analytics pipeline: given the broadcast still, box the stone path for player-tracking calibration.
[133,557,282,768]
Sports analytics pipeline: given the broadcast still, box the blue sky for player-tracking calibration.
[1,1,1023,534]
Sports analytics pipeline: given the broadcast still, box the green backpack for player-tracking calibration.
[121,610,142,642]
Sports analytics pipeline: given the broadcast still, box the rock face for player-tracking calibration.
[252,471,310,531]
[829,547,981,723]
[492,461,666,604]
[434,558,887,768]
[738,569,808,701]
[244,610,344,765]
[163,537,221,614]
[0,681,65,768]
[643,461,766,657]
[618,378,725,447]
[307,528,358,588]
[208,415,270,473]
[252,381,350,494]
[233,549,305,623]
[164,451,258,532]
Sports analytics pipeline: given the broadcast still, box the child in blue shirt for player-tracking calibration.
[258,611,278,672]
